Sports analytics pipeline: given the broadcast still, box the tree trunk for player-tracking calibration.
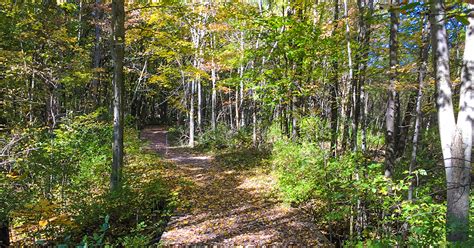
[211,33,217,131]
[341,0,353,152]
[385,0,399,180]
[431,0,472,242]
[111,0,125,191]
[235,87,240,130]
[330,0,339,157]
[197,77,202,131]
[28,72,35,125]
[451,2,473,242]
[77,0,82,42]
[408,19,430,201]
[361,90,368,152]
[239,31,245,128]
[189,79,195,147]
[352,0,374,152]
[291,96,297,141]
[211,59,217,131]
[92,0,101,106]
[252,98,257,147]
[228,91,233,129]
[457,6,473,198]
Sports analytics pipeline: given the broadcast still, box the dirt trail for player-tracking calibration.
[141,126,331,247]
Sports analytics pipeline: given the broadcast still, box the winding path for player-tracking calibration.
[141,126,331,247]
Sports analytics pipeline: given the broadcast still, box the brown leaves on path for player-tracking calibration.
[141,126,332,247]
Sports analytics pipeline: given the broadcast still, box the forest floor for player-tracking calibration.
[141,126,331,247]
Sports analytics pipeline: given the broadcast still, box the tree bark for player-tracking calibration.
[28,72,35,125]
[92,0,102,107]
[458,6,473,192]
[431,0,472,242]
[352,0,374,152]
[408,19,430,202]
[361,90,368,152]
[451,2,473,242]
[330,0,339,157]
[384,0,400,180]
[291,96,298,141]
[77,0,82,42]
[197,77,202,131]
[211,33,217,131]
[239,30,245,128]
[111,0,125,191]
[235,87,240,130]
[229,91,234,130]
[341,0,353,152]
[189,79,195,147]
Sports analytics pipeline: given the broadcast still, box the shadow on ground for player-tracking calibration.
[141,126,332,246]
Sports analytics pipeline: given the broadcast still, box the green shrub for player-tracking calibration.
[196,125,253,151]
[6,110,174,245]
[270,131,448,246]
[167,126,187,146]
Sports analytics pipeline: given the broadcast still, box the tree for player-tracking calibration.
[330,0,340,157]
[408,17,430,202]
[385,0,400,180]
[430,0,472,242]
[111,0,125,191]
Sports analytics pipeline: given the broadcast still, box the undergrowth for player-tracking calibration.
[267,120,452,246]
[3,109,176,246]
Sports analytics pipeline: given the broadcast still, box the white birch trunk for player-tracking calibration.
[431,0,472,241]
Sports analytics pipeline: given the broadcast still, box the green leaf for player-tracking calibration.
[455,15,469,26]
[400,2,421,11]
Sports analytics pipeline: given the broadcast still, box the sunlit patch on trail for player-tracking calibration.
[141,127,331,246]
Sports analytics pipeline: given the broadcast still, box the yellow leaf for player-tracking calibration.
[6,174,18,179]
[39,220,48,227]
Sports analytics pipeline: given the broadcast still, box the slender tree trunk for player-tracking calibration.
[252,98,257,146]
[197,42,203,131]
[342,0,353,152]
[46,86,58,130]
[229,91,234,130]
[431,0,472,242]
[189,79,195,147]
[385,0,399,180]
[239,31,245,128]
[355,2,373,234]
[211,34,217,131]
[352,0,374,152]
[235,87,240,129]
[77,0,82,42]
[111,0,125,191]
[408,20,430,201]
[190,4,201,138]
[351,73,360,151]
[361,90,368,152]
[211,59,217,131]
[330,0,339,157]
[291,96,297,141]
[92,0,102,107]
[182,67,187,128]
[28,72,35,125]
[197,77,202,131]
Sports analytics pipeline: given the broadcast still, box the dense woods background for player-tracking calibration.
[1,0,473,246]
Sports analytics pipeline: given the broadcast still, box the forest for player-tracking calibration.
[0,0,473,246]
